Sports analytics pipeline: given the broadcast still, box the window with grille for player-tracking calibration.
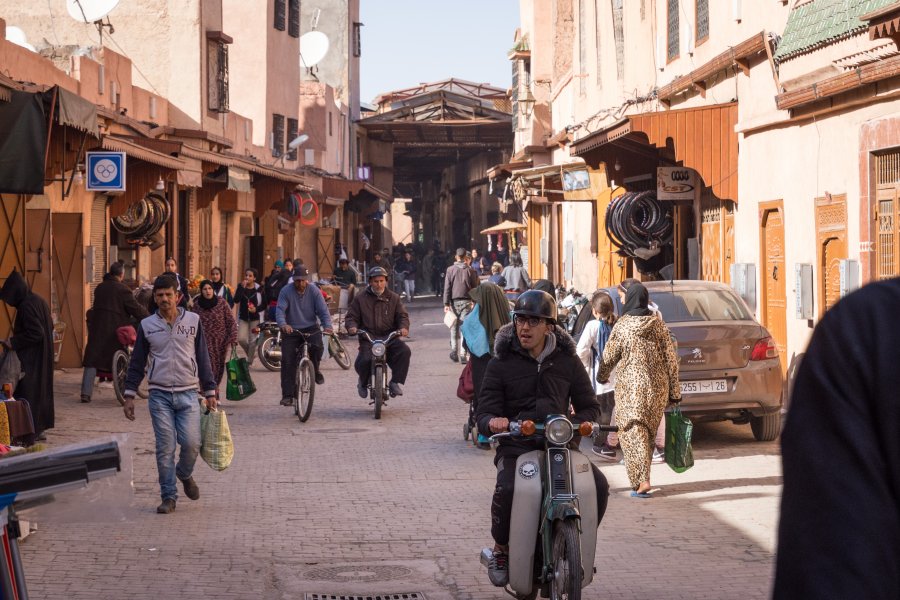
[272,113,285,158]
[594,0,602,86]
[274,0,286,31]
[667,0,680,61]
[875,151,900,279]
[207,40,229,113]
[613,0,624,80]
[511,59,520,131]
[696,0,709,43]
[288,0,300,37]
[578,0,587,96]
[353,22,363,57]
[286,117,298,160]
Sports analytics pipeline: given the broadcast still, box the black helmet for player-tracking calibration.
[512,290,557,321]
[368,266,388,279]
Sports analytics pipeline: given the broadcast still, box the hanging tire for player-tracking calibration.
[112,350,130,406]
[296,358,316,422]
[549,520,583,600]
[750,412,781,441]
[258,335,281,371]
[330,336,352,370]
[373,364,384,420]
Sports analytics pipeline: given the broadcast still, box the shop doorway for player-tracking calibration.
[759,201,787,373]
[317,227,335,279]
[25,207,51,301]
[875,151,900,279]
[0,194,26,337]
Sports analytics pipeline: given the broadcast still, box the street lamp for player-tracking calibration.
[519,88,536,119]
[277,134,309,167]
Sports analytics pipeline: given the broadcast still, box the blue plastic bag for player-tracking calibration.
[459,305,490,357]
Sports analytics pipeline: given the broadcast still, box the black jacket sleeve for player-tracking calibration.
[120,285,149,321]
[773,284,900,599]
[124,322,149,397]
[475,358,504,437]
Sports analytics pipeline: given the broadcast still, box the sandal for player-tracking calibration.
[630,490,652,499]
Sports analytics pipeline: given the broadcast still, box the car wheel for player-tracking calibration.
[750,412,781,441]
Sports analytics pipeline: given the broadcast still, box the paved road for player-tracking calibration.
[19,296,782,599]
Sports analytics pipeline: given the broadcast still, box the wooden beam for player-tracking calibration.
[693,81,707,97]
[735,57,751,76]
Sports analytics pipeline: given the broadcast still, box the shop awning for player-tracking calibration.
[54,86,99,137]
[102,136,187,171]
[571,102,738,202]
[319,176,392,202]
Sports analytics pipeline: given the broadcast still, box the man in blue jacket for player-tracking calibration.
[123,275,218,514]
[276,266,333,406]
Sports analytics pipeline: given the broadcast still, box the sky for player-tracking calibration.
[359,0,521,104]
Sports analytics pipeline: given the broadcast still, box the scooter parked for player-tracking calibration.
[480,416,615,600]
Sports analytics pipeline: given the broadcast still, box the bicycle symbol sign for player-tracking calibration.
[86,151,127,192]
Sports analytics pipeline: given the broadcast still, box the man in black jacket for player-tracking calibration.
[476,290,608,587]
[443,247,480,363]
[773,278,900,598]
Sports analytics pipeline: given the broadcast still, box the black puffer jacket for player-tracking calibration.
[476,323,599,458]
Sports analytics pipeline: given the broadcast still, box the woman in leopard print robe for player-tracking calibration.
[598,284,680,494]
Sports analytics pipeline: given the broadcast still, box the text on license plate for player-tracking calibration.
[680,379,728,394]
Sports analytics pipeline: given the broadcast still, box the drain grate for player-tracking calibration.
[304,594,426,600]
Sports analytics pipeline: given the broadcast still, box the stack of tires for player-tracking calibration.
[605,191,674,275]
[111,192,171,249]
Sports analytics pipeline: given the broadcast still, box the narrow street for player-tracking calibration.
[19,297,780,600]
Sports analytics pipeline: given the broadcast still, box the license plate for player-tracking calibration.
[680,379,728,395]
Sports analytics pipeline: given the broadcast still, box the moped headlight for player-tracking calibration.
[545,417,574,445]
[371,342,386,357]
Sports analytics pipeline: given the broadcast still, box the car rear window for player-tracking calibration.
[649,289,752,322]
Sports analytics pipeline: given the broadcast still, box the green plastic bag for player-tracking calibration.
[665,406,694,473]
[200,405,234,471]
[225,347,256,401]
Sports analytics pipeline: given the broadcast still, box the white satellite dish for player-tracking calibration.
[5,26,36,52]
[66,0,120,23]
[299,31,330,68]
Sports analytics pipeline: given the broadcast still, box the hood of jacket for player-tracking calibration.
[493,322,576,360]
[617,314,660,336]
[0,270,28,307]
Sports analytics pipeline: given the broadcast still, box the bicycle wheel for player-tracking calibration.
[295,357,316,422]
[112,350,130,406]
[330,335,352,370]
[373,364,384,420]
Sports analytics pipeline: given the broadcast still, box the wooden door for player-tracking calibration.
[317,227,335,279]
[874,150,900,280]
[198,206,213,278]
[51,213,85,368]
[815,194,848,316]
[0,195,26,338]
[760,203,787,373]
[723,203,735,284]
[25,208,51,301]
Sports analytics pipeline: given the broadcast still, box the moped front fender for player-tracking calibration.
[545,502,580,523]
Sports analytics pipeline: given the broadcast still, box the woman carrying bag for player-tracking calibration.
[192,280,238,392]
[461,281,511,448]
[597,283,680,498]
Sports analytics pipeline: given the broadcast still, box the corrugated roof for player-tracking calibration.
[775,0,896,62]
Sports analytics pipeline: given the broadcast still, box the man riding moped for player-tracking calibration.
[476,290,610,589]
[346,267,410,399]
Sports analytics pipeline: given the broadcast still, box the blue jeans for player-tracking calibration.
[148,389,201,501]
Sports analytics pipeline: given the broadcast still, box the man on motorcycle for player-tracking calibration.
[476,290,609,587]
[345,267,410,399]
[275,266,333,406]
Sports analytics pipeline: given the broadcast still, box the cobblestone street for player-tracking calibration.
[19,297,782,599]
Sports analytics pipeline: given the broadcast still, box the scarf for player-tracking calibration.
[469,282,511,351]
[211,280,226,297]
[623,283,652,317]
[196,280,219,310]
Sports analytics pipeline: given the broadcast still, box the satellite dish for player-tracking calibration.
[299,31,329,68]
[5,26,36,52]
[66,0,120,23]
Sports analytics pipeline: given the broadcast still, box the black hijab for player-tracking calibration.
[623,282,652,317]
[196,280,219,310]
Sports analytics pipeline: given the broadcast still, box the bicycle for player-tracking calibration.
[358,330,401,420]
[112,325,148,406]
[283,328,321,422]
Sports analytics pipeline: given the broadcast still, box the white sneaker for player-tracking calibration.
[651,448,665,464]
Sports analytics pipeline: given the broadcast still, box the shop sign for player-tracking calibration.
[657,167,695,201]
[86,151,126,192]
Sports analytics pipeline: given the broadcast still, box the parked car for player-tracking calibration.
[594,280,784,441]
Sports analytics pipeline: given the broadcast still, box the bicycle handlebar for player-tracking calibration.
[357,330,401,344]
